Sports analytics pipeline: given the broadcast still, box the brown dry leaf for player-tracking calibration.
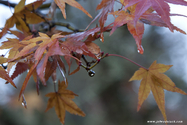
[45,81,85,124]
[129,61,187,121]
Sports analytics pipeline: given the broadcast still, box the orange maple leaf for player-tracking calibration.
[9,32,67,99]
[129,61,187,121]
[54,0,92,19]
[45,81,85,124]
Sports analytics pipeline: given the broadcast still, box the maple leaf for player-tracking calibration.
[140,13,186,34]
[10,32,64,62]
[123,0,187,31]
[45,81,85,124]
[110,3,186,54]
[0,0,44,38]
[129,61,187,121]
[110,10,144,54]
[9,32,68,99]
[36,39,67,85]
[54,0,92,19]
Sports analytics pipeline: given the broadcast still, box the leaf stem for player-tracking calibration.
[108,54,148,70]
[52,74,57,92]
[57,61,67,85]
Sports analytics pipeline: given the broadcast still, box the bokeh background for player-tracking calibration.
[0,0,187,125]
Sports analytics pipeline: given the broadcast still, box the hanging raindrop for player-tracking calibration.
[22,102,25,107]
[88,70,95,77]
[137,45,144,54]
[22,94,27,109]
[22,102,27,109]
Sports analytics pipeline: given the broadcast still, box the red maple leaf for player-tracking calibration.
[87,0,115,42]
[110,10,144,54]
[124,0,187,31]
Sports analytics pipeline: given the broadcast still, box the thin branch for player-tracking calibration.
[80,52,106,70]
[108,54,148,70]
[0,1,16,8]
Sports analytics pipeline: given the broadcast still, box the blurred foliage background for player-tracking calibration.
[0,0,187,125]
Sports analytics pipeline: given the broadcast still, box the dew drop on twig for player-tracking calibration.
[88,70,95,77]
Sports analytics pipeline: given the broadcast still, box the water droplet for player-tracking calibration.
[88,70,95,77]
[22,94,27,109]
[22,102,27,109]
[137,45,144,54]
[22,102,25,106]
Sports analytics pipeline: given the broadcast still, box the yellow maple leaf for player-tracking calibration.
[129,60,187,121]
[0,0,44,38]
[45,81,85,124]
